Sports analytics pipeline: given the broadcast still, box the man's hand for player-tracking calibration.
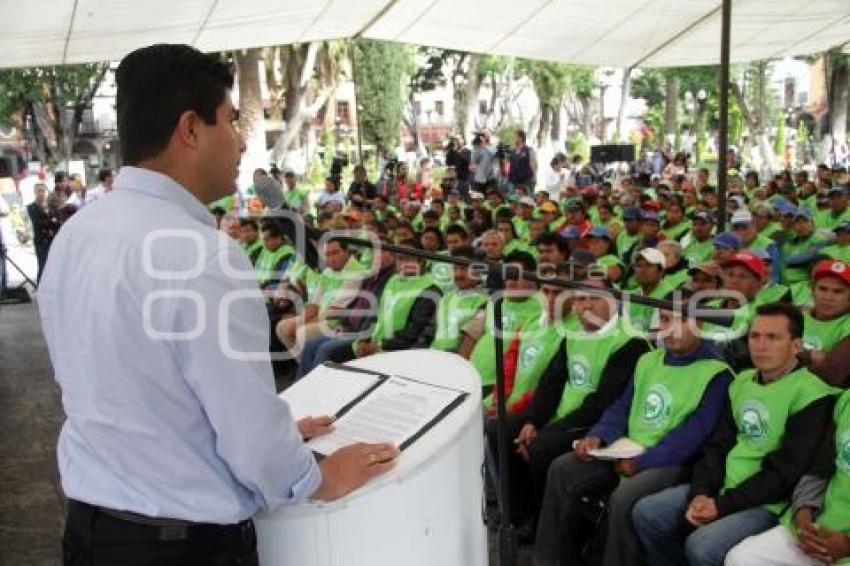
[354,340,379,358]
[574,436,601,462]
[614,458,637,477]
[798,520,850,564]
[514,423,537,461]
[685,495,718,526]
[312,443,399,501]
[297,415,335,440]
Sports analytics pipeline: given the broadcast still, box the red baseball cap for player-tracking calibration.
[723,252,767,279]
[812,259,850,286]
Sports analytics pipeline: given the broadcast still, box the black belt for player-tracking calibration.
[68,499,256,543]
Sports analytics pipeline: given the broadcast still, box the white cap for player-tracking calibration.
[470,191,485,200]
[519,196,535,207]
[636,248,666,268]
[730,209,753,225]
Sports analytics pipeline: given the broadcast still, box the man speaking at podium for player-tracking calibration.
[38,44,397,566]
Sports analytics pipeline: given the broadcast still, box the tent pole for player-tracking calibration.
[716,0,732,232]
[349,39,364,164]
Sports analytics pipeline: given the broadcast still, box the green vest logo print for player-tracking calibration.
[803,336,823,351]
[642,385,672,427]
[738,400,770,443]
[521,345,540,369]
[838,430,850,474]
[569,355,592,390]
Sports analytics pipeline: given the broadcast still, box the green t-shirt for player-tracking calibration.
[470,295,544,386]
[724,368,837,514]
[556,320,641,420]
[371,273,440,345]
[431,289,488,352]
[627,349,728,449]
[803,312,850,352]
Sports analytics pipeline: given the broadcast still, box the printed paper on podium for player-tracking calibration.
[307,375,467,456]
[279,363,385,421]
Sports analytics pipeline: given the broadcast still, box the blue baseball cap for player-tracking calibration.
[622,206,642,221]
[714,232,741,250]
[641,210,660,223]
[775,198,797,216]
[585,226,611,239]
[559,226,581,240]
[693,211,714,223]
[793,206,813,220]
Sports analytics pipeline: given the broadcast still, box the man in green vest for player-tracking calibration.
[798,260,850,380]
[500,276,651,538]
[238,218,263,265]
[781,207,829,295]
[730,208,781,282]
[322,238,441,363]
[815,185,850,231]
[460,251,543,391]
[617,206,643,265]
[430,246,487,352]
[281,170,309,214]
[535,232,570,270]
[445,224,470,252]
[534,304,733,566]
[625,248,676,333]
[725,389,850,565]
[683,211,716,266]
[275,238,364,356]
[633,302,837,566]
[480,229,505,262]
[255,221,294,295]
[818,220,850,264]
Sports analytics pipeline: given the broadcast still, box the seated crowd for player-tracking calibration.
[215,151,850,566]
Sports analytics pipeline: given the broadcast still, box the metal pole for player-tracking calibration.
[716,0,732,232]
[349,39,364,164]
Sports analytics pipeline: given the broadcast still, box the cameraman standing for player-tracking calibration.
[445,135,471,198]
[470,133,494,193]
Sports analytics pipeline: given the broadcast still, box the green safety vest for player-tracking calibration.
[283,187,308,210]
[756,283,790,305]
[513,217,531,242]
[485,316,573,410]
[556,320,640,420]
[701,298,756,344]
[242,239,264,264]
[724,368,837,514]
[683,238,714,266]
[662,269,689,291]
[428,254,456,293]
[782,233,826,285]
[747,233,776,255]
[815,208,850,231]
[803,312,850,352]
[470,295,544,386]
[315,257,365,310]
[813,390,850,537]
[616,231,640,261]
[370,273,439,345]
[759,223,782,240]
[660,220,692,242]
[431,289,488,351]
[627,349,728,448]
[820,244,850,264]
[255,244,294,287]
[503,239,534,257]
[625,280,677,333]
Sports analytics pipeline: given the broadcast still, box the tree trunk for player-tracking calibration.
[664,74,678,145]
[234,48,267,188]
[731,82,779,171]
[463,54,482,140]
[551,100,561,144]
[615,67,633,142]
[829,51,849,153]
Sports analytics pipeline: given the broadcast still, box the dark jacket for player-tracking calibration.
[379,284,441,351]
[26,201,60,245]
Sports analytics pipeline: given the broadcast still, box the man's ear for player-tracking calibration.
[791,336,803,356]
[174,110,201,150]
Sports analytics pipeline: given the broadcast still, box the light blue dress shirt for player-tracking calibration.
[38,167,322,524]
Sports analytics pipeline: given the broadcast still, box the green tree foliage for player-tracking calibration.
[774,114,786,156]
[0,63,109,165]
[351,40,408,157]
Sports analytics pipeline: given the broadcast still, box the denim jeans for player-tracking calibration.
[296,335,354,380]
[631,484,778,566]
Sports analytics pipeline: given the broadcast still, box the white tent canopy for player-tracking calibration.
[2,0,848,69]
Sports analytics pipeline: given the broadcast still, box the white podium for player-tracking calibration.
[256,350,487,566]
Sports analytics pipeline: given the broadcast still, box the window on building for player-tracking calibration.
[478,100,488,115]
[413,101,422,116]
[435,100,445,117]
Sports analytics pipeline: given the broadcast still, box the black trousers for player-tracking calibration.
[486,414,588,523]
[63,500,258,566]
[35,240,50,284]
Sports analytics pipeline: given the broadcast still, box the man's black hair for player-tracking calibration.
[450,245,477,261]
[445,224,469,239]
[116,44,234,165]
[325,237,349,251]
[421,226,445,249]
[503,250,537,272]
[239,218,259,230]
[534,232,570,255]
[755,302,804,340]
[422,209,441,220]
[260,221,283,238]
[98,169,113,183]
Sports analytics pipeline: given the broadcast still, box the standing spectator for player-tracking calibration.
[282,170,309,213]
[445,135,472,198]
[508,129,537,192]
[26,183,60,283]
[470,133,495,192]
[346,164,376,203]
[85,169,115,205]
